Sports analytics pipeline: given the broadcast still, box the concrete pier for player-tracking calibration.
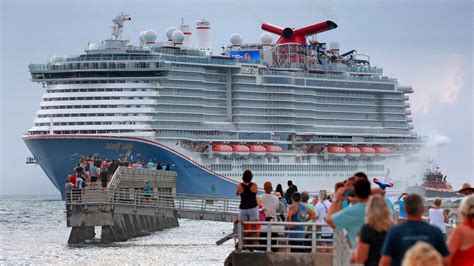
[66,167,179,244]
[66,195,180,244]
[67,226,96,244]
[65,166,240,244]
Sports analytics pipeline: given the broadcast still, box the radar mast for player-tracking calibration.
[111,14,131,40]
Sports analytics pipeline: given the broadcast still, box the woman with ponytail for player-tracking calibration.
[448,195,474,266]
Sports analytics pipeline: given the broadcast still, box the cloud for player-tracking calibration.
[438,56,463,104]
[406,54,464,114]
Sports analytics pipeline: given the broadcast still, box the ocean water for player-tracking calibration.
[0,195,235,265]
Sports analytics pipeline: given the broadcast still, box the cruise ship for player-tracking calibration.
[24,15,426,199]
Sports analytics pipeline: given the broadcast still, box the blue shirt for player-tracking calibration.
[288,203,308,239]
[386,198,395,214]
[332,202,366,247]
[397,199,406,218]
[144,183,153,196]
[381,220,449,266]
[89,165,97,177]
[147,162,156,169]
[342,199,350,209]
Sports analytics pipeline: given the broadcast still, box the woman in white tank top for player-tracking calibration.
[429,197,447,239]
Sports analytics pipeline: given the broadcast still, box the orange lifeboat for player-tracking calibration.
[248,145,266,156]
[212,144,232,156]
[359,146,376,156]
[374,147,391,155]
[232,144,250,156]
[345,147,361,157]
[327,146,346,156]
[265,145,283,154]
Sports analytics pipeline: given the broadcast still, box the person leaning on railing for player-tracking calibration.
[236,170,260,249]
[286,192,317,253]
[260,182,280,221]
[65,175,74,200]
[143,180,153,203]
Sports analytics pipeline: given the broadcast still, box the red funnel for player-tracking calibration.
[261,20,337,45]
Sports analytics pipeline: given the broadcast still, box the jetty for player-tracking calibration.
[66,167,239,244]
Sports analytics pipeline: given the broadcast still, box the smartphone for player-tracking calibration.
[343,189,354,197]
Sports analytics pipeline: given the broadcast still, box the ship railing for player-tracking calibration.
[66,188,240,214]
[29,61,173,73]
[237,220,334,254]
[263,69,390,83]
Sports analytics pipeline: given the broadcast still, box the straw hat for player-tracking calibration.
[458,183,474,195]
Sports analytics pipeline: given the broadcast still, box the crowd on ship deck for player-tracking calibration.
[64,156,175,193]
[235,169,474,266]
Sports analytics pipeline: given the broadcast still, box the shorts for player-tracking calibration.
[91,176,97,182]
[239,206,259,221]
[319,235,333,239]
[101,180,107,188]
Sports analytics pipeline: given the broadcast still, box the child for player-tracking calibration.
[429,197,447,240]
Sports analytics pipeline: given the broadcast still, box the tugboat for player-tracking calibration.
[406,162,459,198]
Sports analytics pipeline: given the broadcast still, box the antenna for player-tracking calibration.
[111,14,132,40]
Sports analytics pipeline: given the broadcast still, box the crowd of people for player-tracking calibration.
[64,156,175,193]
[236,169,474,266]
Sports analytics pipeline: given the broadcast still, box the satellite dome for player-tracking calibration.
[172,30,185,43]
[143,29,157,43]
[166,27,178,40]
[260,33,273,45]
[88,43,98,50]
[230,33,243,46]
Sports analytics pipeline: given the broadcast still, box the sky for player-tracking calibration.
[0,0,473,196]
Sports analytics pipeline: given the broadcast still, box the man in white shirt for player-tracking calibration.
[260,181,280,221]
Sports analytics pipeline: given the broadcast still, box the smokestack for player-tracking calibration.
[261,20,338,45]
[180,18,192,48]
[196,19,211,54]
